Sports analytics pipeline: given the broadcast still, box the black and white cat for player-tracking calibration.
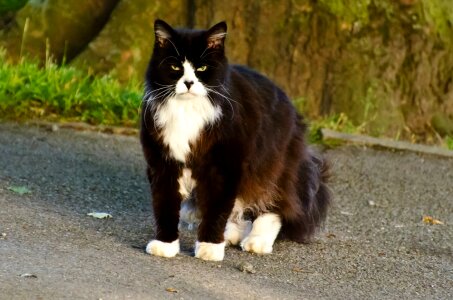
[140,20,331,261]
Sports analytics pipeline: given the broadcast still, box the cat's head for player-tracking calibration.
[145,19,228,100]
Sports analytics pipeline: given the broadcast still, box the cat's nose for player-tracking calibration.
[184,80,194,90]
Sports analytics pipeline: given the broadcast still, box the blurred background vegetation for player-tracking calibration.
[0,0,452,146]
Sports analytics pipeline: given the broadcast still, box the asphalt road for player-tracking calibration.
[0,123,452,299]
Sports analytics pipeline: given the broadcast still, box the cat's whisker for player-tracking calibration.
[205,87,236,120]
[200,49,221,60]
[220,84,232,96]
[154,82,174,87]
[151,90,175,132]
[199,47,209,59]
[147,86,175,102]
[205,83,225,89]
[202,63,218,69]
[162,37,181,57]
[145,87,172,100]
[158,56,180,68]
[143,87,176,131]
[149,88,173,100]
[206,82,232,96]
[152,85,174,91]
[206,87,239,106]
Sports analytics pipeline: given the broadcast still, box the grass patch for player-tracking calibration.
[446,136,453,150]
[0,49,142,127]
[308,113,365,145]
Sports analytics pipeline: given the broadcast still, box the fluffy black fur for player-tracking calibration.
[141,20,331,247]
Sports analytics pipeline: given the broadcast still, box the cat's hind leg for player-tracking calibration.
[224,199,252,245]
[179,196,199,231]
[240,213,282,254]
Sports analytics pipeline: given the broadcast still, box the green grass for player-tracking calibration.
[294,96,364,144]
[0,49,142,127]
[308,113,365,145]
[446,136,453,150]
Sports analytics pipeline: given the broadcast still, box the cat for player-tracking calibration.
[140,19,331,261]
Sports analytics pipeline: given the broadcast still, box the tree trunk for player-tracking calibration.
[0,0,120,62]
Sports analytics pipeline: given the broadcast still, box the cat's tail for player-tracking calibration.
[280,149,332,243]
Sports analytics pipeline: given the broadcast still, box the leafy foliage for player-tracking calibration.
[7,185,31,195]
[0,49,142,126]
[0,0,28,14]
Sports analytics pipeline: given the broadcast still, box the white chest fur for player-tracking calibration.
[155,95,221,163]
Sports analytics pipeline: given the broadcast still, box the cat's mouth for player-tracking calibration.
[177,91,199,98]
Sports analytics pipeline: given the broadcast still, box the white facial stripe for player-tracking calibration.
[183,60,197,82]
[175,59,207,96]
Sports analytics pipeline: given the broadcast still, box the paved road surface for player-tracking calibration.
[0,123,452,299]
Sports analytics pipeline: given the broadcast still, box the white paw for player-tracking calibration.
[240,213,281,254]
[224,220,252,245]
[145,239,179,258]
[194,241,225,261]
[241,235,274,254]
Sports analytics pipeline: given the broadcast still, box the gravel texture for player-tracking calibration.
[0,123,452,299]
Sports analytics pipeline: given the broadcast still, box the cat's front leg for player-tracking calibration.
[193,167,239,261]
[145,164,182,258]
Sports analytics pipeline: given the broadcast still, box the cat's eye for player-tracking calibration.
[197,65,207,72]
[170,65,180,71]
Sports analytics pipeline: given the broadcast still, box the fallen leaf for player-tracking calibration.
[7,186,31,195]
[423,216,444,225]
[340,211,353,216]
[165,287,178,293]
[87,212,112,219]
[20,273,37,278]
[238,262,256,274]
[326,233,336,238]
[1,233,6,240]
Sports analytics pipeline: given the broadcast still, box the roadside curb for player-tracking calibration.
[28,121,139,136]
[322,128,453,158]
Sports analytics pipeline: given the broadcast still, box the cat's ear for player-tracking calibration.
[206,21,227,49]
[154,19,174,48]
